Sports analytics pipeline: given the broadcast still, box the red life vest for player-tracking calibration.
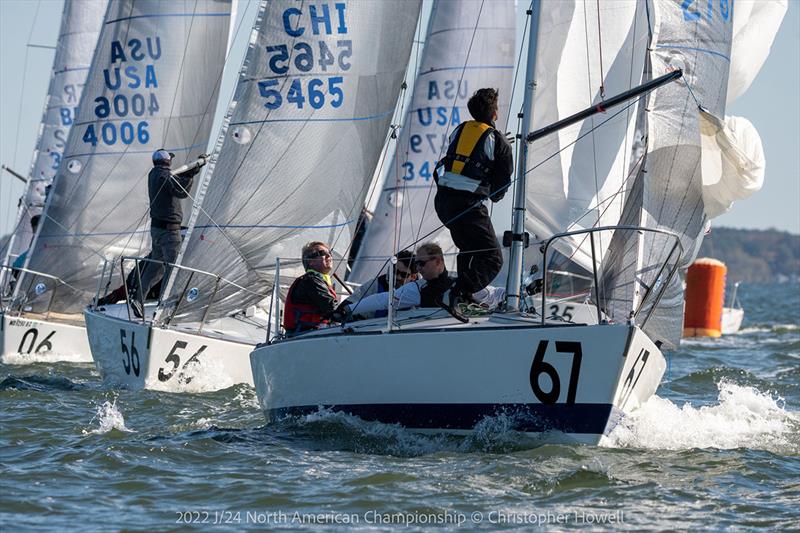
[283,272,337,333]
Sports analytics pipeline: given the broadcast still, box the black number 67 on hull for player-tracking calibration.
[529,340,583,404]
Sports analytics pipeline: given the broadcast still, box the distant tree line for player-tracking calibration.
[698,227,800,283]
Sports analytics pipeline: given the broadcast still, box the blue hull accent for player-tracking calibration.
[268,403,621,435]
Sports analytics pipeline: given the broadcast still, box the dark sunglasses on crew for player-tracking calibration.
[306,249,331,259]
[414,259,430,267]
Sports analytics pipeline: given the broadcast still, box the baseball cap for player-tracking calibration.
[152,149,175,163]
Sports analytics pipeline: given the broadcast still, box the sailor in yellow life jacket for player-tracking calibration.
[434,87,514,310]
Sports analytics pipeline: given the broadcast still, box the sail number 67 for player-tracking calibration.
[529,340,583,404]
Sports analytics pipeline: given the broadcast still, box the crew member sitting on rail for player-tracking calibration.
[341,250,417,319]
[333,242,504,320]
[283,241,338,334]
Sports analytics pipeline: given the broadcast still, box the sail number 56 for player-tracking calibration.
[120,329,140,376]
[529,340,583,404]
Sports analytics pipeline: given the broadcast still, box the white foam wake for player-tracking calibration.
[606,381,798,452]
[1,351,92,364]
[85,398,131,434]
[145,357,235,393]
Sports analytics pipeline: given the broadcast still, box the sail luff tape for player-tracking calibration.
[683,257,727,338]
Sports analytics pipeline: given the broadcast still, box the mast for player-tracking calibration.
[505,1,541,312]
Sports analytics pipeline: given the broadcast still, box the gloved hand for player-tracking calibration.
[197,153,211,166]
[504,131,516,145]
[329,303,352,323]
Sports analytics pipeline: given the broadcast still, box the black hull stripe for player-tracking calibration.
[267,403,621,435]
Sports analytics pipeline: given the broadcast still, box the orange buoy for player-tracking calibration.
[683,258,727,338]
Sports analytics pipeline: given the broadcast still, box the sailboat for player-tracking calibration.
[3,0,233,363]
[0,0,107,363]
[84,0,423,391]
[249,0,737,444]
[721,281,744,334]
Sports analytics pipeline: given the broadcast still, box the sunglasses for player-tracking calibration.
[414,258,431,267]
[306,249,331,259]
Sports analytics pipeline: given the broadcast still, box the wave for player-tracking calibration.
[84,397,132,435]
[0,374,87,392]
[605,381,798,453]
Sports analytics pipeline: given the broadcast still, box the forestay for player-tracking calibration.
[1,0,107,277]
[15,0,233,315]
[160,0,422,324]
[524,0,649,272]
[598,0,734,348]
[348,0,515,284]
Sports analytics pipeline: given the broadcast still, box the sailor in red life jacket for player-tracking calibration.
[283,241,338,334]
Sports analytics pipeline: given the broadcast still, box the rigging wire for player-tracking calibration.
[595,0,606,98]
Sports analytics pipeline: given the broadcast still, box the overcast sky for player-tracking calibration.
[1,0,798,238]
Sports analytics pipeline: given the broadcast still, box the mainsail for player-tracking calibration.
[159,0,422,323]
[348,0,515,284]
[15,0,233,315]
[2,0,107,276]
[524,0,650,272]
[599,0,735,347]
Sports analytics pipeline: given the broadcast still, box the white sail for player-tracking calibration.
[15,0,233,315]
[700,113,765,219]
[347,0,515,284]
[599,0,735,348]
[524,0,650,272]
[159,0,423,324]
[2,0,107,275]
[727,0,787,104]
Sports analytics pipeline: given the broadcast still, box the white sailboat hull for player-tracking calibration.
[250,313,665,445]
[0,312,91,364]
[721,307,744,334]
[85,308,256,391]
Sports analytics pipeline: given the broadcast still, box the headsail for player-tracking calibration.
[15,0,233,315]
[1,0,107,278]
[599,0,735,347]
[159,0,423,324]
[524,0,650,272]
[348,0,515,284]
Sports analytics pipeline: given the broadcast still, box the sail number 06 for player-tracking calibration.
[529,340,583,404]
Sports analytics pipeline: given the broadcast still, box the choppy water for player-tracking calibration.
[2,283,798,531]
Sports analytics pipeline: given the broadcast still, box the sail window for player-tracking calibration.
[66,159,82,174]
[231,126,252,144]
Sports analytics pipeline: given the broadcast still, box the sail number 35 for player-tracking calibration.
[529,340,583,404]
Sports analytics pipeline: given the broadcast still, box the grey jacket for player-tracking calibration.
[147,162,199,227]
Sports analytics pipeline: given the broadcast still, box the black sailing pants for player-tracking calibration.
[434,190,503,296]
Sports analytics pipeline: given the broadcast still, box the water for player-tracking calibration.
[2,283,798,531]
